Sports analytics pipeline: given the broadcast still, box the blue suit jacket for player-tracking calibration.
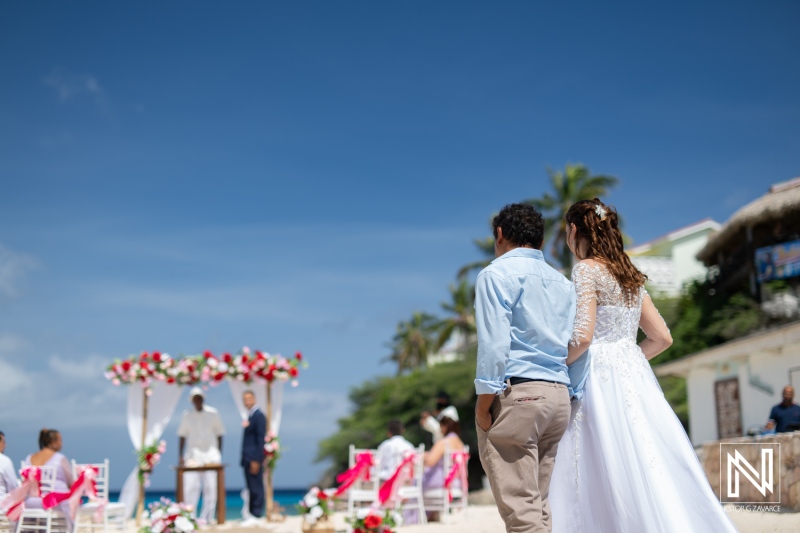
[241,408,267,467]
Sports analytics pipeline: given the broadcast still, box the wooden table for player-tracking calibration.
[173,464,227,525]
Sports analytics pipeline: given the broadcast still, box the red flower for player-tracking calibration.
[256,351,265,360]
[214,372,225,381]
[265,371,274,382]
[140,351,149,361]
[295,351,303,360]
[223,353,233,364]
[318,491,328,500]
[289,367,299,377]
[167,377,175,384]
[243,373,250,382]
[364,515,382,528]
[152,352,162,362]
[121,361,131,372]
[140,361,150,370]
[268,364,277,373]
[354,529,365,533]
[241,354,249,363]
[204,350,214,359]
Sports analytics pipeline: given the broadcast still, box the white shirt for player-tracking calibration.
[422,416,443,443]
[376,435,415,480]
[0,452,19,501]
[177,405,225,464]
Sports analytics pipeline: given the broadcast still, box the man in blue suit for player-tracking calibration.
[241,390,266,521]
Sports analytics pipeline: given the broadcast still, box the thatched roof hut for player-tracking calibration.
[698,177,800,265]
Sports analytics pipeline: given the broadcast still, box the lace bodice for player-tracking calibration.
[570,261,644,345]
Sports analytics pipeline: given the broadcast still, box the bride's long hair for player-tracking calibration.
[565,198,647,300]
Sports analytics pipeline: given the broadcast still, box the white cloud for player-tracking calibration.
[43,68,104,101]
[0,244,38,298]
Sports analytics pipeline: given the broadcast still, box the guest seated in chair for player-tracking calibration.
[422,414,465,493]
[22,428,75,530]
[0,431,20,504]
[376,420,415,483]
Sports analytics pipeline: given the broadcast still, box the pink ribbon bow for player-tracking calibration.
[443,451,470,502]
[377,452,416,506]
[333,452,374,497]
[42,466,103,519]
[1,467,42,521]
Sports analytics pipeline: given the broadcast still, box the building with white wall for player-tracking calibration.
[628,218,721,297]
[653,321,800,446]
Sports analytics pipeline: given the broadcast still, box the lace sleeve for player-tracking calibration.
[570,262,597,347]
[639,289,672,360]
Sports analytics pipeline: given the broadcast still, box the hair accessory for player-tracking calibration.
[595,204,607,221]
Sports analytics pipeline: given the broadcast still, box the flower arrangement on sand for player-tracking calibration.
[139,498,199,533]
[347,508,402,533]
[297,487,336,527]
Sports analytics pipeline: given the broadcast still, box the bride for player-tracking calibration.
[549,199,737,533]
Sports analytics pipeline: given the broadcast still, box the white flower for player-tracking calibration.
[303,495,319,508]
[167,505,180,516]
[152,521,165,533]
[309,506,323,519]
[151,509,165,520]
[217,362,229,373]
[305,514,317,526]
[174,516,194,532]
[356,507,371,519]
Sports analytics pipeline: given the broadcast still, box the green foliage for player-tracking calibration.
[650,280,766,430]
[316,351,483,489]
[386,312,439,375]
[524,163,619,270]
[436,279,476,351]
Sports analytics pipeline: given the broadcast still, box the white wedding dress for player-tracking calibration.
[550,262,737,533]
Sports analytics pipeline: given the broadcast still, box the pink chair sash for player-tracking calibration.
[377,452,416,506]
[443,451,469,502]
[1,467,42,520]
[1,466,103,521]
[333,452,374,497]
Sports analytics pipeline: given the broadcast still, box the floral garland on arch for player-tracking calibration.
[137,441,166,487]
[263,433,281,471]
[104,348,307,388]
[139,498,200,533]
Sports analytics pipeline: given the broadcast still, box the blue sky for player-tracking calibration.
[0,1,798,491]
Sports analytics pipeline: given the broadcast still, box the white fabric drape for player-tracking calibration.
[119,383,183,517]
[228,380,284,435]
[228,381,284,519]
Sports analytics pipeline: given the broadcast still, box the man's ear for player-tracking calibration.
[495,226,504,244]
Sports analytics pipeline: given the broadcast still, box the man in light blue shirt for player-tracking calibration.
[474,203,575,533]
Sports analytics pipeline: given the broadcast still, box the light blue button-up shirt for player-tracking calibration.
[474,247,576,395]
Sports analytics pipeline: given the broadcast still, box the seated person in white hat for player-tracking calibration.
[178,387,225,523]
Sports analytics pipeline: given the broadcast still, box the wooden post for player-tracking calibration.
[265,382,274,521]
[136,387,149,526]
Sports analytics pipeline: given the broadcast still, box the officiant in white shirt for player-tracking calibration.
[376,420,415,482]
[0,431,19,503]
[178,387,225,523]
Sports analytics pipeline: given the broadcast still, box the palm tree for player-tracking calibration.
[456,228,495,279]
[387,312,439,375]
[435,279,477,352]
[524,163,618,271]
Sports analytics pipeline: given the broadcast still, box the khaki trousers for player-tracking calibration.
[477,381,570,533]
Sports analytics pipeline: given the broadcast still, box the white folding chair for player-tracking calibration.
[71,460,126,533]
[345,445,379,518]
[393,444,427,525]
[15,465,71,533]
[423,444,469,524]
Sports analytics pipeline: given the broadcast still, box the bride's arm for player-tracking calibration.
[638,292,672,360]
[567,261,597,365]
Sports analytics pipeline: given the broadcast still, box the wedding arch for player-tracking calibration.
[105,348,307,523]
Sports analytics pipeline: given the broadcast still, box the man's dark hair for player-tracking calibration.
[435,391,451,407]
[492,203,545,249]
[0,431,4,441]
[387,419,404,436]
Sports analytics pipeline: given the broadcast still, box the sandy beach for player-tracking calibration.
[200,505,800,533]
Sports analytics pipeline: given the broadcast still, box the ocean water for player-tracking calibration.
[109,489,307,518]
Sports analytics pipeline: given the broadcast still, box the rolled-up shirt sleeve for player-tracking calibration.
[474,270,513,395]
